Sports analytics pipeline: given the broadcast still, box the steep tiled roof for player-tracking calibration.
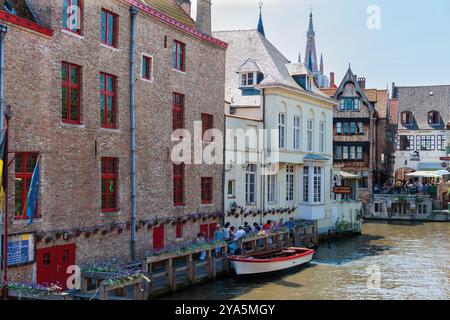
[396,85,450,129]
[320,88,337,97]
[0,0,36,22]
[213,29,331,107]
[140,0,195,28]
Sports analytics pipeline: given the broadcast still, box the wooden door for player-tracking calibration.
[153,225,164,250]
[37,244,76,290]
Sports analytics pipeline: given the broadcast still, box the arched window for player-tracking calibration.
[401,111,413,125]
[428,111,440,125]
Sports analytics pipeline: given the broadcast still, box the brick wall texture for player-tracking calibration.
[1,0,225,282]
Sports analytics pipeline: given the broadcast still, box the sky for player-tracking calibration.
[191,0,450,90]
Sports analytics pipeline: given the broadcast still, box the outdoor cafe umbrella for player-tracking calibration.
[405,171,441,178]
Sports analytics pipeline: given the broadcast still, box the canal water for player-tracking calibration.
[165,221,450,300]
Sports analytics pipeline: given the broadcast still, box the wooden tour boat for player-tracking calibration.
[228,247,315,275]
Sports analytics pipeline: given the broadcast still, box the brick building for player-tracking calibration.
[0,0,226,288]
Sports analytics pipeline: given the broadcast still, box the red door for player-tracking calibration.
[37,244,76,290]
[200,224,208,238]
[153,225,164,250]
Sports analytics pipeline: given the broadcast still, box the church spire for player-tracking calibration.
[320,53,324,74]
[304,10,318,73]
[257,1,265,37]
[308,10,315,35]
[298,52,302,63]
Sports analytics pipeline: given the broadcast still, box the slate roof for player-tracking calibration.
[0,0,36,22]
[395,85,450,130]
[213,29,331,107]
[140,0,196,28]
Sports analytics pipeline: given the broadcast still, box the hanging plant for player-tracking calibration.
[36,234,43,243]
[110,224,116,231]
[85,232,91,239]
[45,237,53,243]
[63,232,72,241]
[147,224,152,230]
[118,228,124,234]
[55,231,62,240]
[102,229,108,235]
[75,229,82,237]
[93,228,100,235]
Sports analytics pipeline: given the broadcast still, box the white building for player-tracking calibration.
[393,85,450,179]
[216,24,339,233]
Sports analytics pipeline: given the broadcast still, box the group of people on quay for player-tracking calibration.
[196,219,288,259]
[376,179,440,196]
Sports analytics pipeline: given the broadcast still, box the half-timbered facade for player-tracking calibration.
[322,67,376,210]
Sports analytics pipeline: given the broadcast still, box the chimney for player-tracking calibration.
[330,72,336,88]
[177,0,191,17]
[196,0,212,36]
[358,77,366,89]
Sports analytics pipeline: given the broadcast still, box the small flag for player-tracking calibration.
[24,157,40,225]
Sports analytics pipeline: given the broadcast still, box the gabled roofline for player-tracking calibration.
[332,67,373,110]
[0,10,53,37]
[125,0,228,49]
[256,82,338,106]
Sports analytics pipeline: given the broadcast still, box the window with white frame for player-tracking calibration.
[227,180,235,198]
[303,167,309,202]
[267,174,277,203]
[313,167,322,203]
[286,165,294,202]
[241,72,255,87]
[245,164,256,204]
[307,119,313,152]
[319,121,325,153]
[306,76,312,91]
[278,113,286,149]
[293,116,301,150]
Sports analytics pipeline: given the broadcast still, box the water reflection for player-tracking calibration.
[164,222,450,300]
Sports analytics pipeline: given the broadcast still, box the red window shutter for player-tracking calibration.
[61,62,81,124]
[62,0,83,34]
[101,9,118,48]
[176,223,183,239]
[200,224,208,238]
[173,163,185,206]
[101,157,118,212]
[14,152,39,220]
[173,93,185,130]
[201,177,213,204]
[100,72,117,129]
[153,225,164,250]
[201,113,213,141]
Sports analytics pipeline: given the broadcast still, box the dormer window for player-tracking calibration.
[401,111,413,125]
[306,76,312,91]
[428,111,440,125]
[241,72,255,87]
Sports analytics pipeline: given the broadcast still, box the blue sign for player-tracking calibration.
[7,234,34,266]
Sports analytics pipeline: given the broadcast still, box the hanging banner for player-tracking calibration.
[7,233,36,266]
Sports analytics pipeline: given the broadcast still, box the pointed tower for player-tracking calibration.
[257,2,265,37]
[320,54,324,75]
[304,11,318,73]
[298,52,302,63]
